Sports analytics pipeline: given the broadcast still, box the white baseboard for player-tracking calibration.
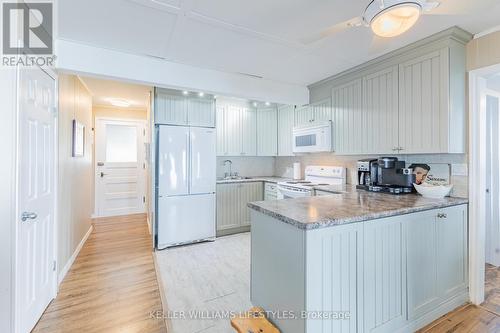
[58,225,93,285]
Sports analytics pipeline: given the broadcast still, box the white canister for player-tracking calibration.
[293,162,301,180]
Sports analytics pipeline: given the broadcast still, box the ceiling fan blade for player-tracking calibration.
[299,16,364,45]
[423,0,499,15]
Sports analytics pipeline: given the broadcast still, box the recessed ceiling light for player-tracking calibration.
[198,92,204,97]
[368,2,421,38]
[265,102,271,106]
[253,102,258,107]
[107,98,131,107]
[182,90,189,95]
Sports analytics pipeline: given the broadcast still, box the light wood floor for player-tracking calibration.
[33,214,166,333]
[419,264,500,333]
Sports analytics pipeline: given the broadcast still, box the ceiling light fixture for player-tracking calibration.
[198,92,204,97]
[365,1,422,38]
[182,90,189,95]
[253,102,258,107]
[107,98,131,108]
[265,102,271,106]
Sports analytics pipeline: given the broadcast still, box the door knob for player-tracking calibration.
[21,212,38,222]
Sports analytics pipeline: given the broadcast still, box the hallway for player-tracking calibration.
[33,214,166,333]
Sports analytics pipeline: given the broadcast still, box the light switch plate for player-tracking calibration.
[451,164,468,176]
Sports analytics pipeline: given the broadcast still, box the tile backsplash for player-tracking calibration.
[275,153,468,198]
[217,156,275,178]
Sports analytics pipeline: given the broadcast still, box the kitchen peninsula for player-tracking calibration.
[248,190,468,333]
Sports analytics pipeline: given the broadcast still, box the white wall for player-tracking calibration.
[57,75,94,279]
[0,66,16,333]
[55,39,309,106]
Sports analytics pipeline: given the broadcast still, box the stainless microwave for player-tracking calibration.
[292,122,332,153]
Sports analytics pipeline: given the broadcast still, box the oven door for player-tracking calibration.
[277,185,312,199]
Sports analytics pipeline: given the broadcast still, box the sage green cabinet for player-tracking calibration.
[406,205,468,319]
[398,49,449,153]
[295,98,332,126]
[264,182,277,200]
[277,105,295,156]
[312,29,470,155]
[332,79,363,154]
[256,107,277,156]
[155,88,215,127]
[216,103,256,156]
[251,203,468,333]
[216,182,263,235]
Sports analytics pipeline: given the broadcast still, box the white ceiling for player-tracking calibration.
[58,0,500,86]
[80,76,151,109]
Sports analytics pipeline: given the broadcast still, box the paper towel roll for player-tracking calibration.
[293,162,301,180]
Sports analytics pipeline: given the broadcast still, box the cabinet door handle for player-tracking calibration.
[437,213,447,219]
[392,147,399,151]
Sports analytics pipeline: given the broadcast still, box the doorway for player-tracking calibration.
[94,118,148,217]
[469,66,500,313]
[16,66,58,333]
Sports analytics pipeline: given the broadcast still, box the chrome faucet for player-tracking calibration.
[223,159,233,178]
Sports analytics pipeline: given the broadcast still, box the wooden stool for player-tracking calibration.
[231,307,280,333]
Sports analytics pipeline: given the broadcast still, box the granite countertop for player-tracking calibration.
[247,190,469,230]
[216,176,292,184]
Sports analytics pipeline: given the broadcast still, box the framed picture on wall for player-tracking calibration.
[72,119,85,157]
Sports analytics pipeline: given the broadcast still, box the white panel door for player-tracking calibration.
[362,66,399,154]
[278,105,295,156]
[188,98,215,127]
[18,67,57,333]
[257,107,278,156]
[190,127,216,194]
[398,49,449,153]
[241,107,257,155]
[332,79,363,154]
[95,119,147,217]
[157,125,189,196]
[157,194,215,248]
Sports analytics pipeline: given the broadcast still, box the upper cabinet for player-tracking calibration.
[332,79,363,154]
[295,98,332,126]
[256,107,278,156]
[362,66,399,154]
[310,27,471,155]
[277,105,295,156]
[398,49,448,153]
[155,88,215,127]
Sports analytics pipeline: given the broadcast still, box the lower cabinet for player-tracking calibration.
[407,205,468,319]
[216,182,263,235]
[251,204,468,333]
[363,216,407,333]
[264,182,277,200]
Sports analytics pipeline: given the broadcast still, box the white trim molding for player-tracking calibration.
[58,225,93,285]
[468,63,500,305]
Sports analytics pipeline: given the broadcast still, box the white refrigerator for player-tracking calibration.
[157,125,216,249]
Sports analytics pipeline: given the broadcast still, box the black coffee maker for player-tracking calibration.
[357,157,416,194]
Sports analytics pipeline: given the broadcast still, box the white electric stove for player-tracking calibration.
[277,166,346,199]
